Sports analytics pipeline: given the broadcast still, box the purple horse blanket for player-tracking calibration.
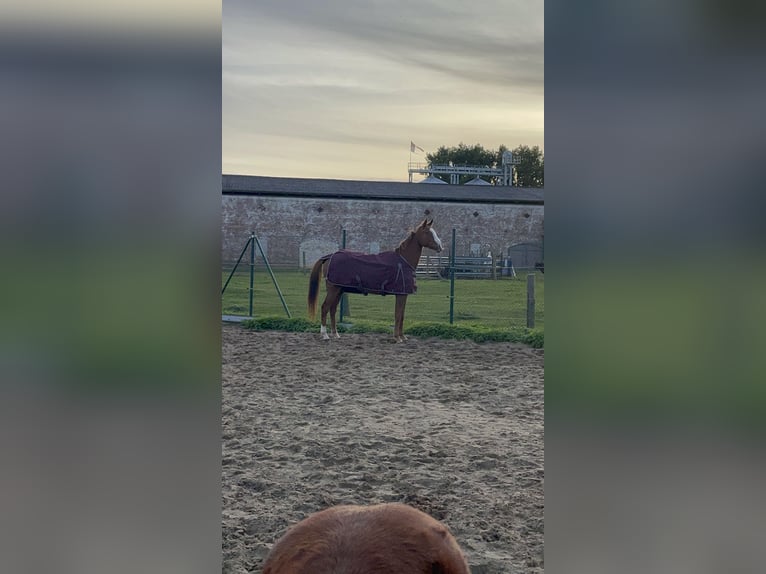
[325,250,417,295]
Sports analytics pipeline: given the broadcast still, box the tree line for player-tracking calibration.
[425,143,544,187]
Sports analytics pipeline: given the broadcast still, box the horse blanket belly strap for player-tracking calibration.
[325,250,417,295]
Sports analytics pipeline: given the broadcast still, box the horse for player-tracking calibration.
[307,219,443,342]
[261,503,471,574]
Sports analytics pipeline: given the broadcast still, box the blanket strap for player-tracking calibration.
[394,263,404,291]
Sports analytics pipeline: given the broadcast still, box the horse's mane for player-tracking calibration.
[394,231,415,255]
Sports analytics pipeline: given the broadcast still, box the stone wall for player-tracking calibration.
[222,195,544,267]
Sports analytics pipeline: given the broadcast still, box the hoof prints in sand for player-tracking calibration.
[222,325,544,573]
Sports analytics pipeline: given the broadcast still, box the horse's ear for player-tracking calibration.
[420,219,428,228]
[427,219,433,226]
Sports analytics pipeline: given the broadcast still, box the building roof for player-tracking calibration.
[419,175,448,184]
[222,174,543,205]
[464,176,492,185]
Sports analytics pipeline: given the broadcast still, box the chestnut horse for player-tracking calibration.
[308,220,443,342]
[261,503,471,574]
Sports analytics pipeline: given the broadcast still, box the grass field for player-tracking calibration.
[222,266,543,329]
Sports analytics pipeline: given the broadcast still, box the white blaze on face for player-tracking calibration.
[429,227,443,251]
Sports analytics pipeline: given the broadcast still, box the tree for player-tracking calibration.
[426,143,497,184]
[425,142,544,187]
[511,145,544,187]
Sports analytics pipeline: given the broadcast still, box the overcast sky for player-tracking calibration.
[223,0,543,181]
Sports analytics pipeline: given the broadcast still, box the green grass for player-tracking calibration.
[241,316,544,348]
[226,266,543,347]
[222,267,543,329]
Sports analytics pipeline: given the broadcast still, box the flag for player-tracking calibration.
[410,141,424,153]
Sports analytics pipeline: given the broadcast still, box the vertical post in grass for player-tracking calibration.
[449,228,456,324]
[222,235,253,296]
[254,235,291,318]
[526,273,535,328]
[249,231,255,317]
[339,228,348,322]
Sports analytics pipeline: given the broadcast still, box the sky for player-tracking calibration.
[223,0,543,182]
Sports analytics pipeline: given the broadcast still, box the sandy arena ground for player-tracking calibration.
[222,324,544,573]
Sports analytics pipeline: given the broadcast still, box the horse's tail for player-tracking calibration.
[308,255,330,320]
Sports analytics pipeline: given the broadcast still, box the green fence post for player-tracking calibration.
[222,235,253,296]
[449,228,456,324]
[253,236,291,318]
[249,232,255,317]
[339,229,348,321]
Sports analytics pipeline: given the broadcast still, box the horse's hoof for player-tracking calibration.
[334,333,340,339]
[322,334,330,341]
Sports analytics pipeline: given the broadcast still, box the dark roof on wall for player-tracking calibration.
[222,175,543,205]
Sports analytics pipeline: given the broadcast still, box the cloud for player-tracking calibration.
[223,0,544,179]
[225,0,543,90]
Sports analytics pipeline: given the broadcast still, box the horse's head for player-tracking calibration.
[415,219,443,252]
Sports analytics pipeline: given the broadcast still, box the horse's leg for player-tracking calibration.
[329,289,342,338]
[320,283,334,340]
[320,284,343,340]
[394,294,408,343]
